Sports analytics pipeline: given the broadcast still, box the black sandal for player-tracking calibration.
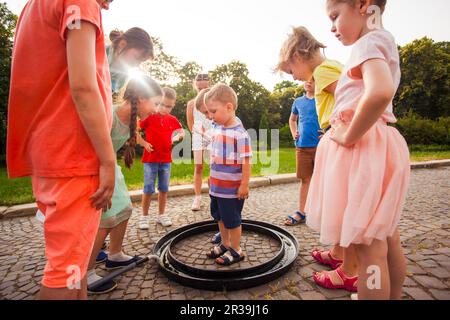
[215,247,245,266]
[206,244,228,259]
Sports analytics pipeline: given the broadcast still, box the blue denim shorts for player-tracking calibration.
[143,163,171,194]
[210,195,244,229]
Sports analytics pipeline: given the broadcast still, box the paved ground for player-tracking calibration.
[0,167,449,300]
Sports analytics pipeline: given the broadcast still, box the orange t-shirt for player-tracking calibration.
[7,0,112,178]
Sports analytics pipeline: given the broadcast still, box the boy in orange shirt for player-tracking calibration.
[7,0,115,300]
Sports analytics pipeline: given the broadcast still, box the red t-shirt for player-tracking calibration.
[139,114,182,163]
[7,0,112,178]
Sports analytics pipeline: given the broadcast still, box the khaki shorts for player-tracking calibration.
[296,147,317,180]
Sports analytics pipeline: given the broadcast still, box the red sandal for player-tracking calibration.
[312,268,358,292]
[311,249,343,269]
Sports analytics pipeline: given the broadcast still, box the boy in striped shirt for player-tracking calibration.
[204,84,252,266]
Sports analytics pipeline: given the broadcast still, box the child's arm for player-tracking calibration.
[330,59,395,147]
[172,128,185,143]
[289,113,299,141]
[66,21,115,211]
[186,100,195,132]
[237,157,251,200]
[323,81,338,95]
[135,127,153,153]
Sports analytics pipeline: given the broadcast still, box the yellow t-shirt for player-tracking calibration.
[313,59,343,129]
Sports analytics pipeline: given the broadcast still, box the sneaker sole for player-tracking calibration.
[87,282,118,295]
[105,257,145,270]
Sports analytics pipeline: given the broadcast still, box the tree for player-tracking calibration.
[170,62,203,128]
[273,80,297,92]
[210,61,279,131]
[0,3,18,164]
[271,83,305,126]
[394,37,450,119]
[141,36,180,82]
[177,61,202,83]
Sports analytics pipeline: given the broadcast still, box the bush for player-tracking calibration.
[394,112,450,145]
[279,124,294,148]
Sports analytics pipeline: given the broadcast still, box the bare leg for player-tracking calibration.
[142,193,152,217]
[39,283,81,300]
[355,239,390,300]
[193,150,204,197]
[217,221,230,247]
[87,228,111,272]
[109,220,129,255]
[337,245,358,278]
[331,245,344,260]
[299,178,311,214]
[229,225,242,252]
[77,277,88,300]
[387,229,406,300]
[158,192,168,215]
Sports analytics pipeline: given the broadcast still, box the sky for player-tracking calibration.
[5,0,450,90]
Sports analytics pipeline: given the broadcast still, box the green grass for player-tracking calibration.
[1,147,449,206]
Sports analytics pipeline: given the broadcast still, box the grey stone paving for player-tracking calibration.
[0,167,449,300]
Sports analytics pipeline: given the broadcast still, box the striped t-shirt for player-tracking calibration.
[209,122,252,199]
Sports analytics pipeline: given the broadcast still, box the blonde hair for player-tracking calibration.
[162,87,177,100]
[328,0,387,13]
[276,26,326,72]
[204,83,238,110]
[195,88,211,113]
[192,73,210,92]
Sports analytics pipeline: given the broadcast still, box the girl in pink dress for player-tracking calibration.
[306,0,410,299]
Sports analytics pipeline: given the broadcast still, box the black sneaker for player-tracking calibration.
[96,250,108,264]
[105,255,142,270]
[87,279,117,295]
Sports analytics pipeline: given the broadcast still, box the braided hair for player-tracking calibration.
[122,76,162,168]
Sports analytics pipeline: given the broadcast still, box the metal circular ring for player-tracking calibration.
[166,222,285,278]
[153,220,299,291]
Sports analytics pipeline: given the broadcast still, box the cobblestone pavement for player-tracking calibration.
[0,167,449,300]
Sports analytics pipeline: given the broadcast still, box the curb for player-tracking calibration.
[2,160,449,220]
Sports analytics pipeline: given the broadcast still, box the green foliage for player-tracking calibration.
[395,37,450,119]
[210,60,277,130]
[270,85,305,126]
[394,111,450,145]
[141,36,180,82]
[279,124,294,148]
[0,3,17,165]
[273,80,297,92]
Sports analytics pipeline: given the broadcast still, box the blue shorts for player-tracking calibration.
[143,163,171,194]
[210,195,244,229]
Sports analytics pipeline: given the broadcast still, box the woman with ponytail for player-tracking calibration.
[87,76,163,294]
[107,27,155,102]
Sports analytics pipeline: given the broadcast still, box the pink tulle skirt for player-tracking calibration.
[305,110,411,247]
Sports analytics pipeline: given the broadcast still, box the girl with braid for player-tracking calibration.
[87,76,163,294]
[94,26,154,270]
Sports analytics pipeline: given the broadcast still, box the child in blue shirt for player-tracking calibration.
[285,80,321,226]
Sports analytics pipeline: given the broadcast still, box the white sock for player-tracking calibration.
[195,195,202,200]
[108,251,133,262]
[140,215,149,221]
[87,269,102,285]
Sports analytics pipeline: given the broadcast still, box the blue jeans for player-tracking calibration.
[143,163,171,194]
